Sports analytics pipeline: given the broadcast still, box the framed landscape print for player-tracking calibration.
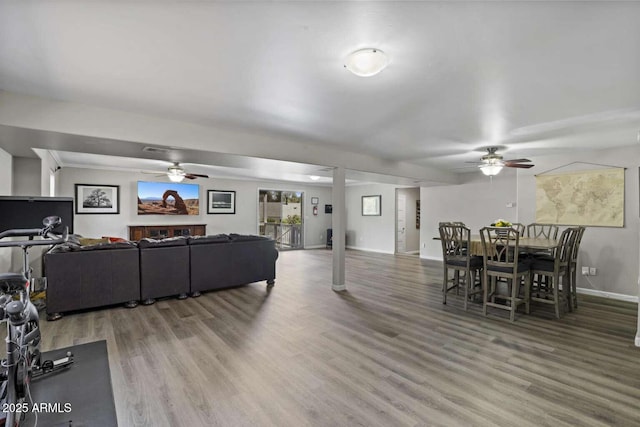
[207,190,236,214]
[362,195,381,216]
[75,184,120,214]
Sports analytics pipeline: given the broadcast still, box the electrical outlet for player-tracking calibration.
[581,266,590,276]
[589,267,597,276]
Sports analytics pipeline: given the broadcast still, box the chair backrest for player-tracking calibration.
[570,226,586,263]
[511,222,525,236]
[555,227,580,266]
[526,223,559,239]
[438,223,471,263]
[479,227,521,270]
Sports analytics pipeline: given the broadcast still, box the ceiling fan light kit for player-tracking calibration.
[344,48,388,77]
[479,162,504,176]
[167,165,186,182]
[469,146,535,176]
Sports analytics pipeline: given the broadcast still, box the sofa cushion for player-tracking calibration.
[138,236,188,248]
[229,234,268,242]
[188,234,230,245]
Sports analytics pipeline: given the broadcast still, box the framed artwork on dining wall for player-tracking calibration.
[207,190,236,214]
[75,184,120,214]
[362,195,381,216]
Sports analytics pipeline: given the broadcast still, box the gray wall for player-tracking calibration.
[421,145,639,300]
[421,168,519,260]
[12,157,41,196]
[58,167,332,248]
[345,183,397,253]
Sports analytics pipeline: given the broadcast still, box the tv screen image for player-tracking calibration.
[137,181,200,215]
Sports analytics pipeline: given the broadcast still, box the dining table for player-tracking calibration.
[467,235,559,256]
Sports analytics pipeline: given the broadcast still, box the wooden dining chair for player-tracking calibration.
[530,227,579,318]
[567,226,586,312]
[526,223,559,258]
[438,223,483,311]
[511,223,525,236]
[526,223,559,239]
[479,227,531,322]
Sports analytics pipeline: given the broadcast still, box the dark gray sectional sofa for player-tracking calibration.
[44,234,278,319]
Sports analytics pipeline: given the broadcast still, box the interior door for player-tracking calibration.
[396,193,406,253]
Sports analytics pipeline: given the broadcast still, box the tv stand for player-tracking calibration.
[128,224,206,241]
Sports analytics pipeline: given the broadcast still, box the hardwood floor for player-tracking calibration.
[40,249,640,426]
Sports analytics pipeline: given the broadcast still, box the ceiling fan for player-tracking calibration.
[467,147,535,176]
[165,162,209,182]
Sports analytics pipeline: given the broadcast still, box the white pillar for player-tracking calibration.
[636,229,640,347]
[332,166,346,291]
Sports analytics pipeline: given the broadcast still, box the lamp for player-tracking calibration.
[479,161,504,176]
[344,48,388,77]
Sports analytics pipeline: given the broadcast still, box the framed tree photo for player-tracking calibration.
[362,195,381,216]
[75,184,120,214]
[207,190,236,214]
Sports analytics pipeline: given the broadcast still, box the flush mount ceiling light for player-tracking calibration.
[344,48,388,77]
[309,175,320,181]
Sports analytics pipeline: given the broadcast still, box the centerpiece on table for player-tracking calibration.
[491,219,512,235]
[491,219,512,227]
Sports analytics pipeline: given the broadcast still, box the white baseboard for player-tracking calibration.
[332,284,347,292]
[402,250,420,255]
[420,255,443,262]
[304,245,327,249]
[635,333,640,348]
[345,246,394,255]
[576,288,639,303]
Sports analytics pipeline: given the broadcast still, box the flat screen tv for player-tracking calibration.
[137,181,200,215]
[0,196,74,234]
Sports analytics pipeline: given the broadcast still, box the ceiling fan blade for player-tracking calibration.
[505,163,534,169]
[184,173,209,180]
[504,158,532,163]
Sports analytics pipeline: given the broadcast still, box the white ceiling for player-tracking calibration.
[0,1,638,183]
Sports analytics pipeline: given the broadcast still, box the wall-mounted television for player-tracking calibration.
[137,181,200,215]
[0,196,74,233]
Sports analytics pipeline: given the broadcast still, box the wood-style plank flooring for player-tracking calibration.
[40,249,640,426]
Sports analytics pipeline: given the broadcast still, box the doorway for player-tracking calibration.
[258,189,304,250]
[396,188,420,255]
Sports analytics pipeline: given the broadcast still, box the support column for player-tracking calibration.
[332,166,346,291]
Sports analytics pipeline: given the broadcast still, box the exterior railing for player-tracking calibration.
[262,223,303,249]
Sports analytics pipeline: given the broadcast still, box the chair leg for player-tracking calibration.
[510,276,519,322]
[463,269,470,311]
[553,274,560,319]
[524,274,531,314]
[442,266,448,305]
[483,274,489,316]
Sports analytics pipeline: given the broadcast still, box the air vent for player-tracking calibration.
[142,146,172,154]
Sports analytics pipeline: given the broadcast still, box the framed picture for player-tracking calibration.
[311,197,319,205]
[207,190,236,214]
[75,184,120,214]
[362,195,381,216]
[137,181,199,215]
